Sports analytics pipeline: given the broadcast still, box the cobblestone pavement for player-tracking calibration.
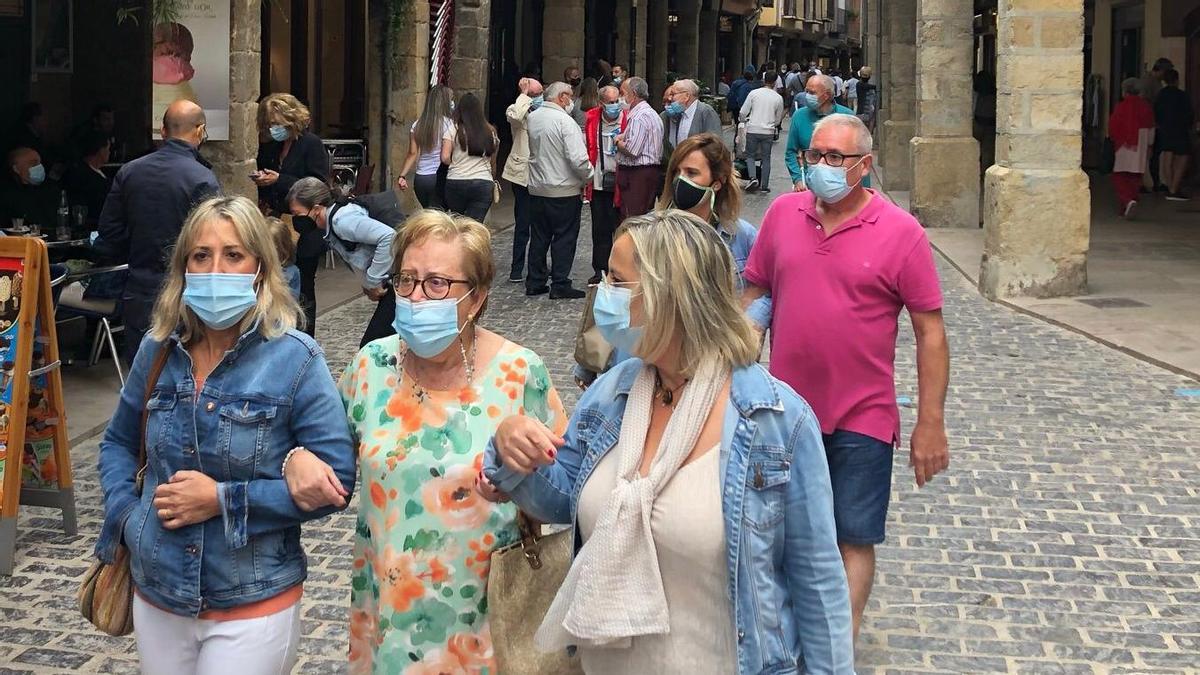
[2,149,1199,673]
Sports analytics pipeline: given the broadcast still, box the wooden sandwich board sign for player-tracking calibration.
[0,237,76,575]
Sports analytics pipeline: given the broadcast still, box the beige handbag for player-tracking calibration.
[78,345,169,637]
[573,285,613,375]
[487,513,583,674]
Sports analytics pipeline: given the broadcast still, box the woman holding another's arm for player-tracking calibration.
[483,210,854,674]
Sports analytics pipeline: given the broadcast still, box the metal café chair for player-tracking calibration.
[55,264,129,387]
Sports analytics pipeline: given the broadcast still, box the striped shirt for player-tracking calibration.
[617,100,664,166]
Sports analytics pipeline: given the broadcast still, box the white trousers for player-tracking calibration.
[132,594,301,675]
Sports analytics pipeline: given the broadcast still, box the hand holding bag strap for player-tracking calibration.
[135,344,172,493]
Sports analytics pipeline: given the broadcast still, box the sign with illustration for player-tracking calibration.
[0,239,74,575]
[151,0,231,140]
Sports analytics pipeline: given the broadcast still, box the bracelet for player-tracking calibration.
[281,447,305,476]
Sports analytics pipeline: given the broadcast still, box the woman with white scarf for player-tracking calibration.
[481,210,854,673]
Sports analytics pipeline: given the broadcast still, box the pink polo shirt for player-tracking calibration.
[743,190,943,444]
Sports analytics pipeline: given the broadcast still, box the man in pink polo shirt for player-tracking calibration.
[742,114,950,639]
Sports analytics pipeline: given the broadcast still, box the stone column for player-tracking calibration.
[543,0,585,83]
[649,0,670,100]
[980,0,1089,299]
[207,0,261,199]
[367,0,429,207]
[879,0,915,190]
[453,0,493,99]
[699,6,720,87]
[676,0,701,78]
[909,0,979,228]
[730,16,747,73]
[616,0,632,73]
[633,0,648,77]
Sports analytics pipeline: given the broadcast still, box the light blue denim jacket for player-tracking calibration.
[95,328,357,616]
[327,202,396,289]
[484,358,854,674]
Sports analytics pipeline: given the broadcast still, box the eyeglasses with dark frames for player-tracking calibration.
[391,272,472,300]
[802,149,867,168]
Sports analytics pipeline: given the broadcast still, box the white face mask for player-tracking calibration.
[564,100,575,115]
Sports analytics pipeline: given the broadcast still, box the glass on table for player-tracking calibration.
[72,205,88,229]
[28,222,42,237]
[56,224,71,241]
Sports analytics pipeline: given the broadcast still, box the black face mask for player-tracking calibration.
[569,78,582,87]
[671,175,713,212]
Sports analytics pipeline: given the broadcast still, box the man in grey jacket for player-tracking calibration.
[526,81,593,299]
[663,78,723,159]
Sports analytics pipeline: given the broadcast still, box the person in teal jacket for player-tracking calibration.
[784,74,870,191]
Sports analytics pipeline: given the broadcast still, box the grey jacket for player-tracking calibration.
[326,203,396,289]
[527,102,593,198]
[662,101,723,158]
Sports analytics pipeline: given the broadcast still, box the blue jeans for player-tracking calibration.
[822,429,895,545]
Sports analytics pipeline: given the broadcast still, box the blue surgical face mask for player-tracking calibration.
[183,269,260,330]
[805,93,821,111]
[26,163,46,186]
[603,103,622,119]
[804,159,864,204]
[593,280,641,355]
[665,101,685,117]
[392,290,473,358]
[269,125,289,142]
[528,95,544,111]
[612,76,623,86]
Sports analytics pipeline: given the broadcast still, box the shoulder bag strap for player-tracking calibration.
[136,344,172,492]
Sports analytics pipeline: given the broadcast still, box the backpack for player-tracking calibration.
[327,191,406,253]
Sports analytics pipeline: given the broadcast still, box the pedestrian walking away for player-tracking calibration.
[282,210,568,675]
[1108,78,1156,218]
[742,114,950,641]
[585,85,624,284]
[740,70,787,193]
[614,77,665,219]
[526,81,593,299]
[1153,69,1194,201]
[94,100,220,365]
[397,84,455,210]
[442,93,500,223]
[483,210,854,674]
[286,177,399,347]
[94,195,356,675]
[501,77,545,282]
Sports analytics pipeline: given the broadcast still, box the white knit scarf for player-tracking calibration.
[535,359,724,651]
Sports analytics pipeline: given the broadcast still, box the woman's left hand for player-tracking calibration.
[253,169,280,186]
[153,471,221,529]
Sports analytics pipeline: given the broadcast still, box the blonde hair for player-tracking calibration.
[267,216,296,266]
[150,196,303,342]
[617,210,759,375]
[392,210,495,318]
[258,93,312,136]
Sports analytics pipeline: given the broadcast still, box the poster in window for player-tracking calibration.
[152,1,231,140]
[31,0,72,73]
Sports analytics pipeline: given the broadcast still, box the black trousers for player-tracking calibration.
[590,190,619,276]
[360,288,397,347]
[120,295,156,366]
[510,183,531,278]
[296,254,321,336]
[527,194,582,291]
[444,178,493,222]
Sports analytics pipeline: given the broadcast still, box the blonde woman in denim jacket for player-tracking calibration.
[482,210,853,674]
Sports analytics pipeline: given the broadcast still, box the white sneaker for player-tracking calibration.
[1124,201,1136,218]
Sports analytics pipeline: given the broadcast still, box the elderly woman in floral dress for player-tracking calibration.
[283,209,567,674]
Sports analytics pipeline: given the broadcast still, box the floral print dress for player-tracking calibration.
[341,335,567,675]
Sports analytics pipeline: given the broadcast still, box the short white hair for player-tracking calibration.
[545,81,573,101]
[807,74,835,96]
[673,79,699,98]
[812,114,873,155]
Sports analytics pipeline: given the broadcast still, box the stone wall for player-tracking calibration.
[367,0,429,209]
[542,0,585,83]
[206,0,261,199]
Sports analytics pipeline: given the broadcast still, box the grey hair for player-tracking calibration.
[286,176,335,209]
[673,79,699,98]
[625,76,650,101]
[545,81,574,102]
[1121,77,1142,96]
[812,114,873,155]
[807,74,835,96]
[599,85,620,101]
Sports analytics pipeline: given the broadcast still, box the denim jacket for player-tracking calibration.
[95,328,357,616]
[327,203,396,290]
[484,358,854,674]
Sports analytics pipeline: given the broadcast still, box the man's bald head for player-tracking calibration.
[162,100,207,145]
[7,147,41,184]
